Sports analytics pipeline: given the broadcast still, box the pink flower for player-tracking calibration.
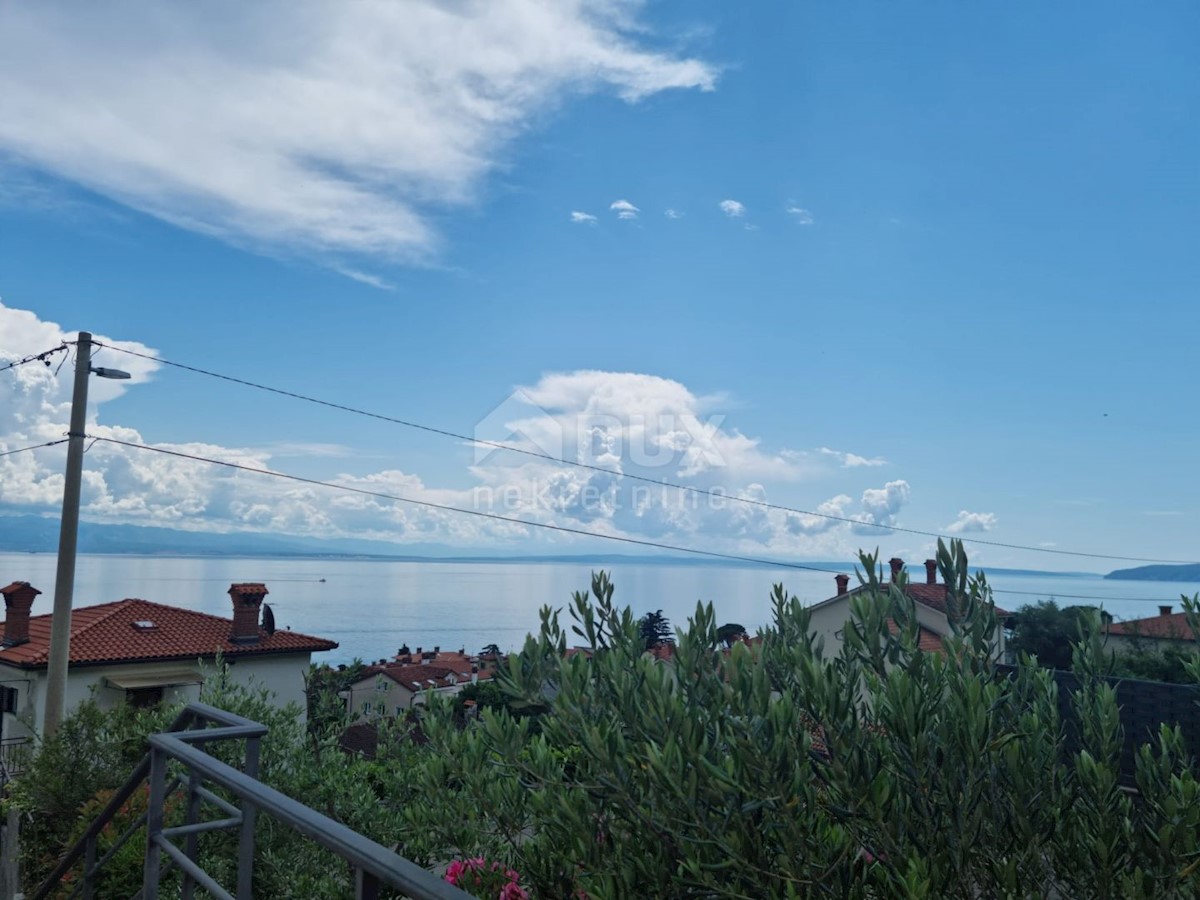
[445,860,466,886]
[499,883,529,900]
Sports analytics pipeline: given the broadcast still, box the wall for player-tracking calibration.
[0,651,316,740]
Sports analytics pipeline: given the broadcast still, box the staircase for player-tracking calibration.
[31,702,470,900]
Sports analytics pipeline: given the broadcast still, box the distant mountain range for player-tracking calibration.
[0,512,1095,577]
[1105,563,1200,583]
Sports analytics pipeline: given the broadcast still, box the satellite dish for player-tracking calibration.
[262,603,276,636]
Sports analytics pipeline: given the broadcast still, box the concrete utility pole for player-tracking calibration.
[42,332,93,736]
[43,333,129,736]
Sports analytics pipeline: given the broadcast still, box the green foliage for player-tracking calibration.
[13,545,1200,899]
[636,607,674,650]
[5,697,173,889]
[1006,599,1103,669]
[1109,642,1200,684]
[407,543,1200,899]
[715,621,748,647]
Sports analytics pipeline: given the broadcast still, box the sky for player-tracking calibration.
[0,1,1198,572]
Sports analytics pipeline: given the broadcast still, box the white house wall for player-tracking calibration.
[0,652,316,741]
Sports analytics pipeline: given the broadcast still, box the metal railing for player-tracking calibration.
[0,736,28,784]
[33,702,471,900]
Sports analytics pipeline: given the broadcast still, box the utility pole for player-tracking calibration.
[42,332,93,737]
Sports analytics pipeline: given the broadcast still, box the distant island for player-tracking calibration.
[1106,563,1200,583]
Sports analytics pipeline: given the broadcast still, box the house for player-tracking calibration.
[0,581,337,747]
[1105,605,1199,655]
[806,558,1010,660]
[346,657,492,721]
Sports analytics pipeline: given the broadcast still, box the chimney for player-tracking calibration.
[228,583,268,643]
[835,574,849,596]
[2,582,40,647]
[1159,605,1172,617]
[925,559,937,585]
[889,558,904,581]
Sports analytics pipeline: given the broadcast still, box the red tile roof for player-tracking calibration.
[885,619,946,654]
[840,581,1011,618]
[0,599,337,669]
[1107,612,1198,641]
[361,662,491,690]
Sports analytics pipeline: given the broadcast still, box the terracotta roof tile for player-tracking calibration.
[845,581,1011,618]
[0,599,336,669]
[885,619,946,654]
[1107,612,1198,641]
[362,663,474,690]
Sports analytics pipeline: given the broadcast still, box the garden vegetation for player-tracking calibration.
[8,540,1200,898]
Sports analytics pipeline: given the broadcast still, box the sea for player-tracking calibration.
[4,552,1198,667]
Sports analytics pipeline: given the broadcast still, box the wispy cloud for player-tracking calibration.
[944,510,998,534]
[570,211,597,224]
[664,208,683,219]
[0,4,715,263]
[819,447,887,468]
[718,199,746,218]
[610,199,639,220]
[336,268,395,291]
[786,206,814,225]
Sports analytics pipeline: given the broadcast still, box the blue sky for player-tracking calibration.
[1,1,1197,570]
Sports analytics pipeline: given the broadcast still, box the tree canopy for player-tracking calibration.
[636,608,674,650]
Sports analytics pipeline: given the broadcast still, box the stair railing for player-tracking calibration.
[32,702,470,900]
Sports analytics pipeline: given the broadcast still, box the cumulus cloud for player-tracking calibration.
[0,3,714,262]
[610,199,640,220]
[852,480,911,535]
[1,301,921,558]
[786,206,814,224]
[570,211,597,224]
[718,199,745,218]
[944,510,997,534]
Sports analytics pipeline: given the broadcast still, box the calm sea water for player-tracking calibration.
[4,553,1198,667]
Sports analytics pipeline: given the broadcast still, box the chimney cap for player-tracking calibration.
[1,581,41,598]
[229,582,269,595]
[888,557,904,578]
[1159,605,1172,617]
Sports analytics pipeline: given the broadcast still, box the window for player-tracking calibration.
[127,686,164,708]
[0,685,17,715]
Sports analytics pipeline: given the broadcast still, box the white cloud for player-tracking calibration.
[664,208,683,219]
[610,199,640,220]
[944,510,997,534]
[852,480,911,535]
[570,211,597,224]
[335,268,395,291]
[718,199,745,218]
[1,301,922,559]
[786,206,814,224]
[0,3,714,263]
[819,448,887,468]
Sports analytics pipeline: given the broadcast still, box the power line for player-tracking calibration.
[0,438,68,459]
[91,436,843,575]
[90,342,1196,567]
[0,344,69,374]
[75,437,1200,608]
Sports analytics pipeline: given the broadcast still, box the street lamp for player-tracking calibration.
[42,332,130,736]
